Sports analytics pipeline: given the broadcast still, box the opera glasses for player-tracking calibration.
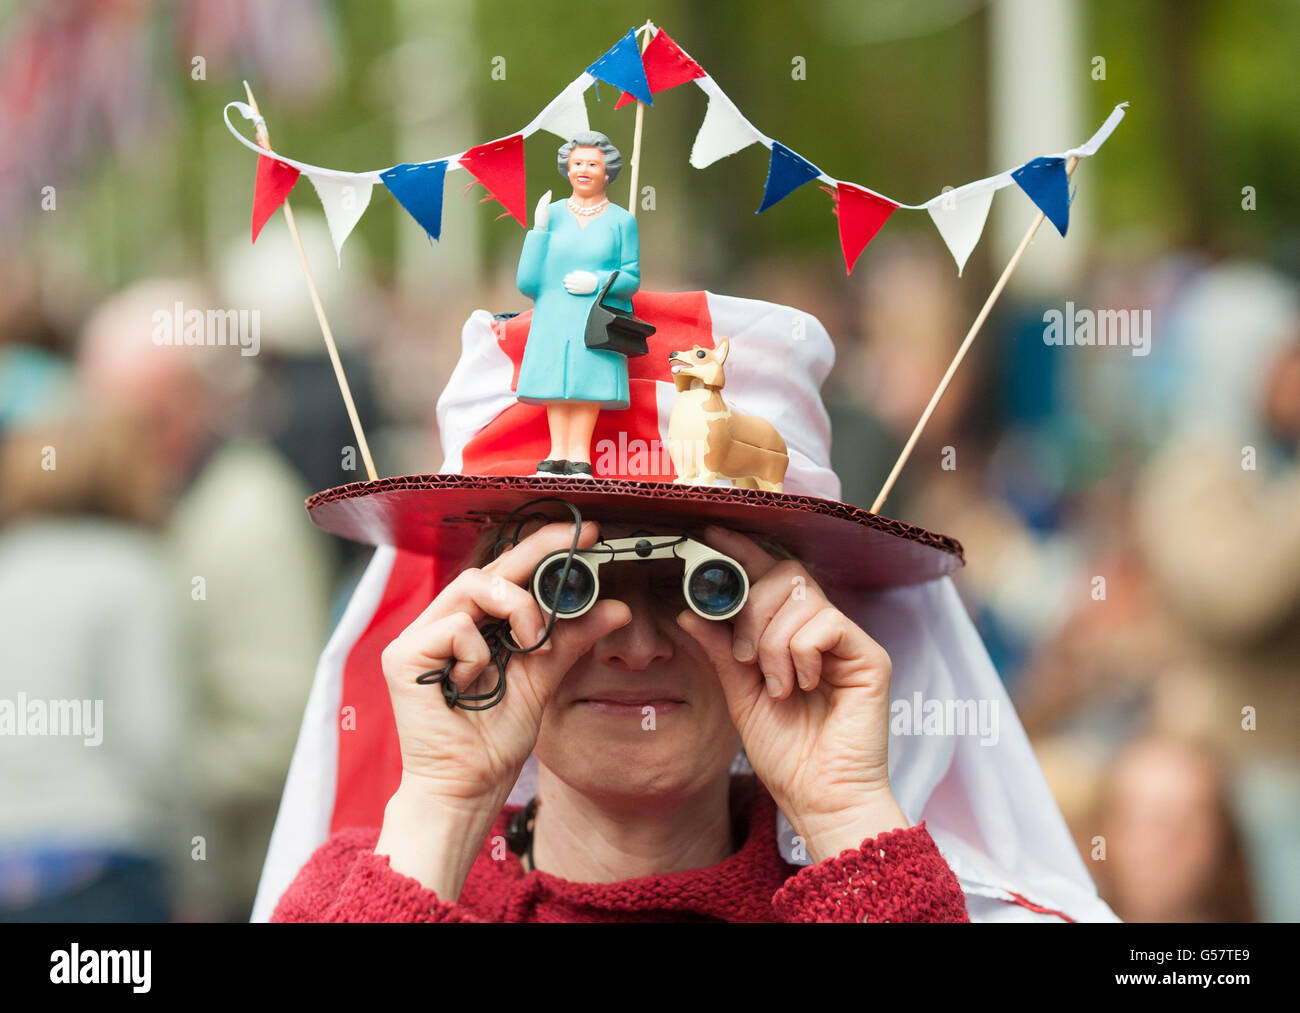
[531,535,749,622]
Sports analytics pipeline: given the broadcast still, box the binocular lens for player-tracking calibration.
[537,557,596,615]
[687,562,746,616]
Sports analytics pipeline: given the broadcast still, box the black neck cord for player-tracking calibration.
[416,497,582,711]
[505,796,539,871]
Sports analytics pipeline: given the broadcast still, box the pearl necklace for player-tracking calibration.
[567,197,609,216]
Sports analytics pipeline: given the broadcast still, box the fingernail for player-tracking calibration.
[765,676,781,697]
[733,637,754,662]
[531,626,552,651]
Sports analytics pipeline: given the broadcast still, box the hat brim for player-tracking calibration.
[306,474,964,591]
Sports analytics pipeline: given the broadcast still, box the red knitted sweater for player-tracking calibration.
[272,775,969,923]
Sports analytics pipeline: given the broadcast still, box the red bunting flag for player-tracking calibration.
[251,155,301,243]
[614,28,706,109]
[459,134,527,227]
[825,182,899,274]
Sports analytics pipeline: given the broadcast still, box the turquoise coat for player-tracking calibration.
[515,201,640,409]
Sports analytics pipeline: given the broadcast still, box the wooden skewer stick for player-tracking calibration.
[869,155,1079,515]
[242,80,379,483]
[626,20,655,220]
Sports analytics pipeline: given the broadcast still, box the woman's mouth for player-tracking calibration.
[576,691,686,716]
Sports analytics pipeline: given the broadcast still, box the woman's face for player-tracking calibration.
[1099,740,1224,920]
[533,522,742,802]
[567,146,608,201]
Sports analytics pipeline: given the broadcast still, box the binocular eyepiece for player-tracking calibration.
[531,536,749,621]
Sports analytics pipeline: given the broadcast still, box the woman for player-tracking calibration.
[515,131,641,478]
[0,411,185,921]
[271,516,970,922]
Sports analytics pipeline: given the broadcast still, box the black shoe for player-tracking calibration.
[564,461,594,477]
[535,459,567,473]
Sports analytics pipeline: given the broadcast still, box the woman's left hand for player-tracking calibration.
[564,269,598,295]
[676,525,911,864]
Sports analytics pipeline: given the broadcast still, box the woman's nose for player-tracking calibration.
[596,588,673,671]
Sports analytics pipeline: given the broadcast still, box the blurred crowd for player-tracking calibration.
[0,257,354,921]
[818,242,1300,923]
[1,0,1296,924]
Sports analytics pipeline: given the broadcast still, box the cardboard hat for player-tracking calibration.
[304,289,964,588]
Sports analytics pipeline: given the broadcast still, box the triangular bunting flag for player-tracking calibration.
[1011,156,1070,237]
[308,174,374,265]
[690,87,761,169]
[925,178,999,276]
[826,183,898,274]
[251,155,300,243]
[380,160,448,242]
[533,78,590,141]
[586,28,653,106]
[614,28,704,109]
[757,141,822,214]
[458,134,527,227]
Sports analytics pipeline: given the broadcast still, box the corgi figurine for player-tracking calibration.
[667,339,789,492]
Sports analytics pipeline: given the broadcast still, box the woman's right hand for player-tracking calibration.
[533,190,552,230]
[379,520,629,825]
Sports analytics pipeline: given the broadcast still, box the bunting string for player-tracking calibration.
[224,21,1127,275]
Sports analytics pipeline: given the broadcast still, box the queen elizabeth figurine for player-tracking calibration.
[515,130,641,477]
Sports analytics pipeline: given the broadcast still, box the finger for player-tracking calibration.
[413,570,552,655]
[794,609,893,695]
[482,519,601,589]
[385,612,492,690]
[724,558,818,666]
[525,599,632,701]
[787,606,845,694]
[756,594,824,699]
[697,525,785,584]
[675,609,765,725]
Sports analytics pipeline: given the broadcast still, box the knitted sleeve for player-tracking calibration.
[271,827,485,923]
[771,821,970,923]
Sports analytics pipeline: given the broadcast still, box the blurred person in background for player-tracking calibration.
[1132,260,1300,922]
[0,410,187,921]
[829,236,973,515]
[77,278,334,921]
[1090,736,1255,923]
[214,216,379,623]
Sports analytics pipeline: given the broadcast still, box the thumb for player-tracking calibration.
[526,599,631,700]
[676,610,763,723]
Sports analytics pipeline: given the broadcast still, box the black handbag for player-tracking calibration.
[584,270,654,358]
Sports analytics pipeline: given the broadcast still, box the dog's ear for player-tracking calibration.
[714,338,729,364]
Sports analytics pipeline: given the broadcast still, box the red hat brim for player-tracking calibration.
[306,474,964,591]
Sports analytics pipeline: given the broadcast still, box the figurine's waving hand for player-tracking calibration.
[534,190,552,231]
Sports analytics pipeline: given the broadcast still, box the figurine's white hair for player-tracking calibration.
[557,131,622,185]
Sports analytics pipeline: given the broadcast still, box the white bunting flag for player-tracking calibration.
[308,174,374,265]
[1066,101,1129,158]
[690,78,763,169]
[925,176,1004,276]
[529,73,592,142]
